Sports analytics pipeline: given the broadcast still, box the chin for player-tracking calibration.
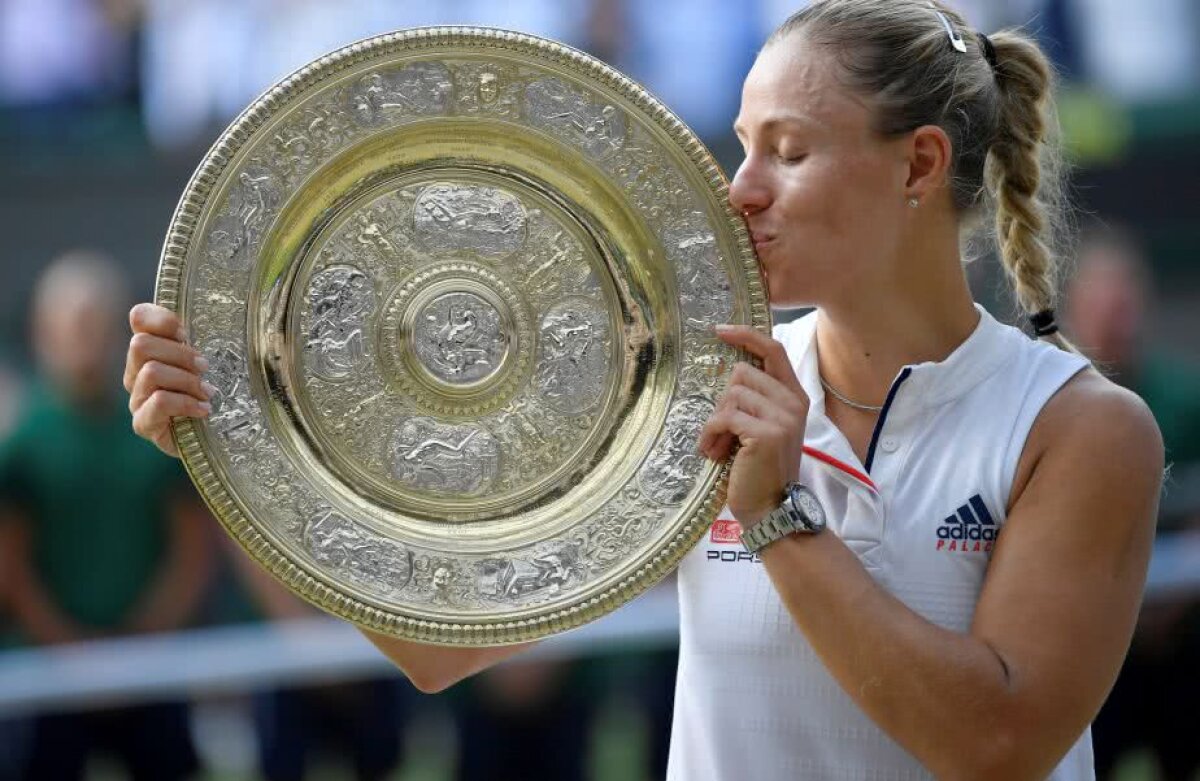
[763,276,815,310]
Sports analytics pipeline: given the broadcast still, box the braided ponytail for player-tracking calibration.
[984,32,1079,352]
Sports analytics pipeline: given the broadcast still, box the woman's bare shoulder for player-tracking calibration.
[1010,366,1164,512]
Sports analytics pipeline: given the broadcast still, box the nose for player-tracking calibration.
[728,155,771,216]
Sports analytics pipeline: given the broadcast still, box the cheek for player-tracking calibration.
[830,155,898,231]
[782,155,890,242]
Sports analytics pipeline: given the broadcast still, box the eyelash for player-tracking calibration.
[779,153,806,165]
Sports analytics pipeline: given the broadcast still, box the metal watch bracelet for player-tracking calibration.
[739,509,799,552]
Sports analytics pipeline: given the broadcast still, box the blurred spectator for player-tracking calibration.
[0,0,138,107]
[0,356,25,781]
[1064,224,1200,781]
[1064,224,1200,473]
[0,356,19,440]
[452,659,593,781]
[0,250,213,781]
[212,533,409,781]
[595,638,678,779]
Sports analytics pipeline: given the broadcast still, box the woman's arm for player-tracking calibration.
[757,372,1161,780]
[700,326,1162,780]
[358,631,536,693]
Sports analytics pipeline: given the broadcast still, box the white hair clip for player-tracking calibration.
[930,3,968,52]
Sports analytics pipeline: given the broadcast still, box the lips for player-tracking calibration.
[750,231,775,252]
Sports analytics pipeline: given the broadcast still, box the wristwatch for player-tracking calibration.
[739,481,827,553]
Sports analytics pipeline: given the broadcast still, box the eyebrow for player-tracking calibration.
[732,113,820,138]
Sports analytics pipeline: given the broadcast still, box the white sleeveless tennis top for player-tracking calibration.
[668,304,1093,781]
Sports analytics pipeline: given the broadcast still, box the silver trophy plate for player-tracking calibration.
[156,27,768,645]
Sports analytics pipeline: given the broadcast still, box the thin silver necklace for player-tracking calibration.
[820,376,884,413]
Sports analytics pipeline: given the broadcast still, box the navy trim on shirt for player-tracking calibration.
[864,367,913,474]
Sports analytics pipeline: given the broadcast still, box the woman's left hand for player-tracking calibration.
[698,325,810,526]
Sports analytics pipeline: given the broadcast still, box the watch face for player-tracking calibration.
[789,484,826,529]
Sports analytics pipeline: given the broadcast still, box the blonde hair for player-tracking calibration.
[769,0,1078,351]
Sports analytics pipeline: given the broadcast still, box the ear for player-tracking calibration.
[905,125,954,203]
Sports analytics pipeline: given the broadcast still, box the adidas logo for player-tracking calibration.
[934,494,997,552]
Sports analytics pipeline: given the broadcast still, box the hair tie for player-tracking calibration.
[1030,309,1058,337]
[977,32,999,71]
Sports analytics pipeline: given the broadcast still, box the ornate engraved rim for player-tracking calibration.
[156,26,768,645]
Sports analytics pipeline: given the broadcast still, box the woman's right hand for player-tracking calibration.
[123,303,214,458]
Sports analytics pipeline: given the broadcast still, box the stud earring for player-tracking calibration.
[907,197,919,208]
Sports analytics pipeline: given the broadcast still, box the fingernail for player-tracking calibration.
[197,401,211,415]
[194,355,210,372]
[176,327,187,343]
[201,381,217,399]
[714,324,733,333]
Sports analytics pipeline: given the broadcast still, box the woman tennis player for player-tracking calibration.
[124,1,1163,778]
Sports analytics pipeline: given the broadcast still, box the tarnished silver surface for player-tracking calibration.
[156,28,767,645]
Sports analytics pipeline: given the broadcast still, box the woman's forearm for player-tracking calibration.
[759,532,1037,780]
[360,629,536,693]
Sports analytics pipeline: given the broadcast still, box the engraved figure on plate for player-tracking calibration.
[524,78,626,160]
[520,216,584,297]
[535,299,610,415]
[269,103,357,183]
[639,396,715,505]
[413,292,506,384]
[607,127,692,221]
[567,509,652,571]
[206,165,280,270]
[679,346,735,393]
[413,184,527,257]
[348,62,453,126]
[493,394,550,452]
[304,509,414,596]
[391,417,500,495]
[305,265,374,381]
[411,556,471,606]
[200,339,264,453]
[451,62,520,119]
[475,542,584,601]
[664,215,733,328]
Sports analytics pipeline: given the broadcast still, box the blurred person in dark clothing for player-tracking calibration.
[1065,225,1200,781]
[0,356,19,439]
[1064,226,1200,483]
[0,356,26,781]
[210,532,408,781]
[0,250,212,781]
[452,658,591,781]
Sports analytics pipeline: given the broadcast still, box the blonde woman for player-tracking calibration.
[124,2,1162,778]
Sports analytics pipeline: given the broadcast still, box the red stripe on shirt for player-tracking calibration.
[803,446,877,492]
